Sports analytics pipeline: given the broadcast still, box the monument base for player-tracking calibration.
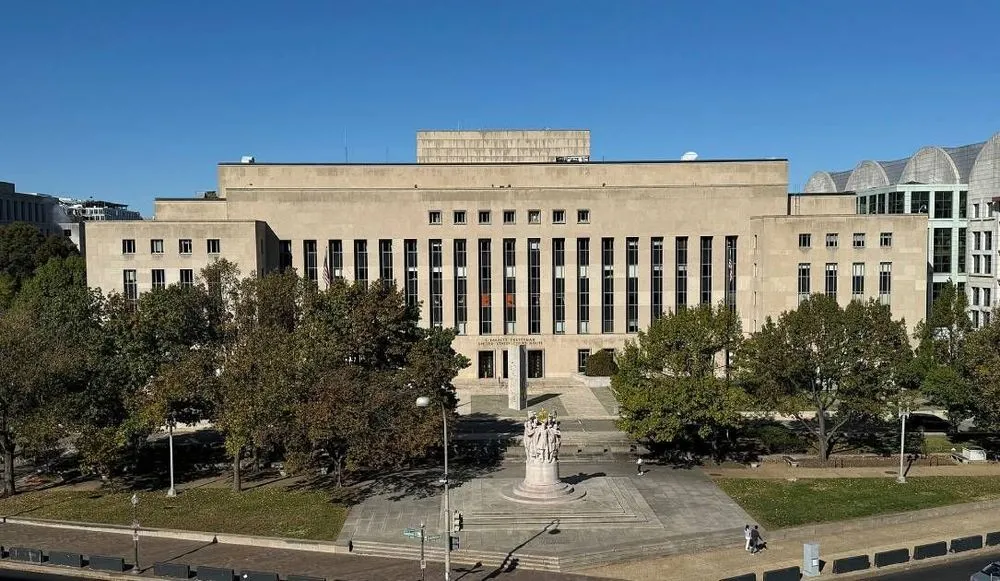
[500,460,586,505]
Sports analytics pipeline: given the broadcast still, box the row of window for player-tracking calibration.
[796,261,893,303]
[799,232,893,249]
[428,208,591,226]
[972,231,995,252]
[122,268,196,302]
[0,199,48,223]
[278,236,737,336]
[971,287,994,309]
[122,238,221,255]
[972,310,993,329]
[856,191,967,219]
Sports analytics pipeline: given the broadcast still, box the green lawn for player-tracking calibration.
[717,477,1000,529]
[0,488,348,541]
[923,434,957,453]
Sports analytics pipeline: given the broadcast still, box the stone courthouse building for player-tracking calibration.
[85,130,929,380]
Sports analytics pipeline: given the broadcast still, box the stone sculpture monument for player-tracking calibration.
[503,410,585,504]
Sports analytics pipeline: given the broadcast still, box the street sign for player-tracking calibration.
[420,559,426,570]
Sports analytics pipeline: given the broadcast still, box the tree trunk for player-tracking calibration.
[2,447,14,497]
[232,451,242,493]
[334,455,343,488]
[816,412,830,461]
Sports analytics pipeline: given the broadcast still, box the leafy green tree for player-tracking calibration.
[738,294,913,460]
[0,223,77,297]
[963,308,1000,429]
[912,281,974,431]
[612,304,745,458]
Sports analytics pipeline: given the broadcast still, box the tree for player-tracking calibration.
[913,281,974,431]
[738,295,913,460]
[0,223,77,298]
[612,304,746,458]
[963,308,1000,429]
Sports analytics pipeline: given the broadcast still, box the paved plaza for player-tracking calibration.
[337,461,754,571]
[455,380,617,420]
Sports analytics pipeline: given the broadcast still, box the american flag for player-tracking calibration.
[323,244,332,288]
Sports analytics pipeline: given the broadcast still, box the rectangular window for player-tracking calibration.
[553,209,566,224]
[974,203,981,218]
[880,232,893,248]
[986,288,993,308]
[877,193,886,214]
[122,239,136,254]
[868,194,876,214]
[479,239,492,334]
[478,210,491,225]
[959,191,968,219]
[528,238,541,334]
[799,233,811,249]
[404,239,418,307]
[553,238,566,334]
[825,233,839,248]
[528,210,541,224]
[453,210,466,225]
[852,263,864,298]
[179,268,194,288]
[888,192,905,214]
[975,255,981,274]
[986,311,992,327]
[879,262,892,304]
[379,239,394,287]
[429,239,443,328]
[279,240,293,271]
[428,210,442,225]
[676,236,688,309]
[700,236,713,305]
[974,287,981,306]
[958,228,967,275]
[577,209,590,224]
[602,237,614,333]
[975,231,982,251]
[123,270,138,304]
[797,263,810,303]
[207,239,221,254]
[354,240,369,286]
[986,255,993,275]
[503,238,516,334]
[933,228,952,274]
[973,310,980,328]
[503,210,516,225]
[825,263,838,298]
[179,239,193,254]
[577,238,590,334]
[626,237,639,332]
[577,349,591,374]
[724,236,737,312]
[151,269,166,290]
[304,240,319,283]
[454,239,468,335]
[651,237,664,319]
[858,196,867,215]
[911,191,930,214]
[852,233,865,248]
[329,240,344,279]
[934,191,953,219]
[987,232,994,251]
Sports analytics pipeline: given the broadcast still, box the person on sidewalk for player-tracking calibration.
[743,525,752,552]
[636,457,644,476]
[750,525,766,554]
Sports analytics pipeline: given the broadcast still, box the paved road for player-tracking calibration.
[869,549,1000,580]
[0,572,76,581]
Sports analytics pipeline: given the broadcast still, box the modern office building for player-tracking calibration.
[83,131,930,380]
[0,181,64,236]
[58,198,143,221]
[805,131,1000,327]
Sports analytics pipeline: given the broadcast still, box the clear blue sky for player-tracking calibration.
[2,0,999,217]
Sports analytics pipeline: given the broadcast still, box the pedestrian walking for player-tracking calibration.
[750,525,766,553]
[743,524,752,552]
[636,457,644,475]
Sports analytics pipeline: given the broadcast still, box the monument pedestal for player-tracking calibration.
[502,460,586,505]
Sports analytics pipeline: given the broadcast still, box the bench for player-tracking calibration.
[782,455,799,468]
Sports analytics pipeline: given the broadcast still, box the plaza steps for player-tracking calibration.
[348,526,744,572]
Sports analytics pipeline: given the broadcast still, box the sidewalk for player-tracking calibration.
[706,462,1000,479]
[581,503,1000,580]
[0,522,602,581]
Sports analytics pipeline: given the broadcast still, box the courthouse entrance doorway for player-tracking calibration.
[527,350,544,378]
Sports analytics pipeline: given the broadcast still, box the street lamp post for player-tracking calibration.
[416,395,450,581]
[167,416,177,497]
[131,493,140,571]
[897,407,910,484]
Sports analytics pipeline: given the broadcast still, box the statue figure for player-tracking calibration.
[523,412,538,459]
[546,418,560,462]
[505,410,584,504]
